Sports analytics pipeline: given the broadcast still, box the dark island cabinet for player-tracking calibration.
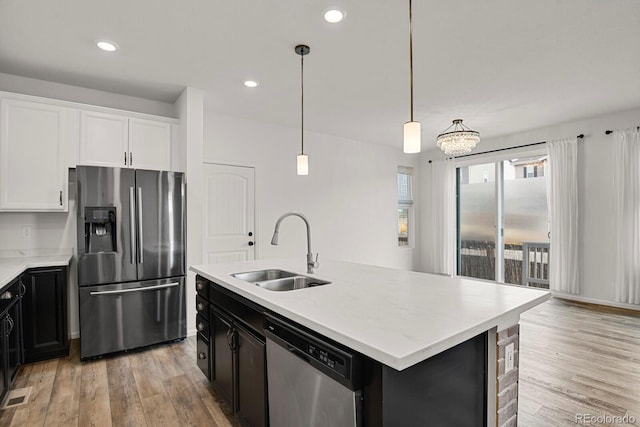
[21,266,69,363]
[235,323,266,427]
[211,306,235,407]
[196,275,267,427]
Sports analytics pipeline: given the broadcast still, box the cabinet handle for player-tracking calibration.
[197,303,205,311]
[129,152,133,166]
[124,151,128,165]
[198,352,207,360]
[227,328,238,350]
[197,282,205,291]
[6,314,14,336]
[197,322,204,331]
[59,190,63,206]
[19,281,26,297]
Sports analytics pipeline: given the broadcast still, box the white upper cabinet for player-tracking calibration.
[128,118,171,170]
[79,111,129,167]
[79,112,173,170]
[0,98,68,211]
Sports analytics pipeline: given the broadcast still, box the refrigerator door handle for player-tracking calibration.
[89,282,180,296]
[129,187,136,264]
[137,187,144,264]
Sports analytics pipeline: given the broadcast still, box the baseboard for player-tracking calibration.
[552,292,640,312]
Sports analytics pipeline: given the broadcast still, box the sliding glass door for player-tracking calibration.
[457,154,550,287]
[457,162,497,281]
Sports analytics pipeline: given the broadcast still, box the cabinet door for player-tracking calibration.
[79,111,129,167]
[128,118,171,170]
[0,317,7,402]
[22,267,69,363]
[236,325,267,427]
[197,333,211,381]
[212,308,236,409]
[0,98,68,211]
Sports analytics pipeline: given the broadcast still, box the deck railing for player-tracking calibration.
[458,240,549,288]
[522,242,549,288]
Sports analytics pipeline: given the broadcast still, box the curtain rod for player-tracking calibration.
[428,133,584,163]
[605,126,639,135]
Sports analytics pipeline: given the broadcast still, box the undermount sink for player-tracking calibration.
[231,269,297,283]
[231,269,331,291]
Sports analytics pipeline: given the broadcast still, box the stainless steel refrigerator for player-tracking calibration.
[76,166,186,360]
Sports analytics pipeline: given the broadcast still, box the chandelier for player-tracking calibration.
[436,119,480,156]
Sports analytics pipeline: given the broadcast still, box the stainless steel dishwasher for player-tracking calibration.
[264,315,363,427]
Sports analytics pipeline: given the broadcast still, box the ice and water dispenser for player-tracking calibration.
[84,207,116,253]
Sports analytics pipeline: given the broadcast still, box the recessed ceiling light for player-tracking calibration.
[323,8,346,23]
[96,41,118,52]
[244,80,259,88]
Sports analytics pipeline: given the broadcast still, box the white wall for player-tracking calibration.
[203,112,420,271]
[176,87,204,336]
[419,107,640,308]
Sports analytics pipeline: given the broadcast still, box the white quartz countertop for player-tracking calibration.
[191,258,550,371]
[0,254,72,289]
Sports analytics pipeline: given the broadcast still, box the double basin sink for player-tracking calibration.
[231,269,331,292]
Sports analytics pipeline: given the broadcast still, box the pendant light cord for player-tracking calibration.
[301,52,305,155]
[409,0,414,122]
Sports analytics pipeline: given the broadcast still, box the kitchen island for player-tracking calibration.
[191,258,550,427]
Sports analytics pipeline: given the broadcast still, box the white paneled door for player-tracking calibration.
[203,164,256,264]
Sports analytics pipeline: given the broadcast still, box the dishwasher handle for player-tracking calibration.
[287,345,311,363]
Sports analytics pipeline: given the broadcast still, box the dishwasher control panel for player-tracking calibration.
[264,315,361,390]
[306,343,346,376]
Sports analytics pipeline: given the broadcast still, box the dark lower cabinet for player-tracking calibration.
[21,267,69,363]
[212,307,236,407]
[236,323,266,427]
[198,277,267,427]
[0,277,23,404]
[196,333,210,380]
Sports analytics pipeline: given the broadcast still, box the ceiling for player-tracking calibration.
[1,0,639,149]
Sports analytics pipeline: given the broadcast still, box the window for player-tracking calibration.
[398,166,413,247]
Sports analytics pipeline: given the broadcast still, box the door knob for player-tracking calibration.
[248,232,253,237]
[248,241,254,246]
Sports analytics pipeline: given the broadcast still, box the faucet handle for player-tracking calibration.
[313,253,320,269]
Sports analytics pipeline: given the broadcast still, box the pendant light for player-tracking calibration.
[295,44,310,175]
[436,119,480,156]
[403,0,421,154]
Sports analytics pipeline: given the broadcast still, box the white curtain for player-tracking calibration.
[425,159,456,276]
[613,128,640,304]
[546,138,579,293]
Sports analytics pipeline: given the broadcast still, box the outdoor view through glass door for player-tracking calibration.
[457,155,550,287]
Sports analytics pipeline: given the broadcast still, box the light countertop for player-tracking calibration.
[0,253,72,289]
[191,258,550,371]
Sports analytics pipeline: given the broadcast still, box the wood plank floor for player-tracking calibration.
[0,337,237,427]
[0,297,638,426]
[519,298,640,426]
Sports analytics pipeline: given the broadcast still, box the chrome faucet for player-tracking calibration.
[270,212,319,274]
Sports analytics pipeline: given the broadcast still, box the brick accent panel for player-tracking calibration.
[496,324,520,427]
